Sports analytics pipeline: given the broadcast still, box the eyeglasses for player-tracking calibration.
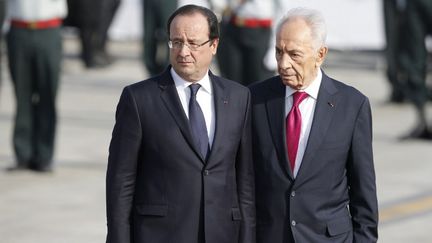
[168,39,212,51]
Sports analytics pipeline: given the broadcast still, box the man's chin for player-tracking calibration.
[282,79,301,88]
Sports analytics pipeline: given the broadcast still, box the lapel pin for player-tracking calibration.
[223,100,228,104]
[328,102,334,107]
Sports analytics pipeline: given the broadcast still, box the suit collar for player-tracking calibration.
[158,68,206,162]
[295,71,339,184]
[158,68,227,164]
[205,72,229,166]
[265,77,294,179]
[265,72,339,181]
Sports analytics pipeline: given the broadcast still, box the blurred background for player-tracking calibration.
[1,0,431,242]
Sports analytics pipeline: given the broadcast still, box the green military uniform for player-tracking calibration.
[6,0,66,171]
[399,0,432,138]
[143,0,177,76]
[383,0,407,102]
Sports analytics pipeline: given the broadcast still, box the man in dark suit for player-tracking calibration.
[249,8,378,243]
[106,5,255,243]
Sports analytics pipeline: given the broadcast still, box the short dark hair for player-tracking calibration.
[167,4,219,40]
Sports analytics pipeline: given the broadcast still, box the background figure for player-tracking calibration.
[398,0,432,139]
[217,0,280,86]
[65,0,120,68]
[250,8,378,242]
[0,0,5,91]
[383,0,407,103]
[6,0,67,172]
[142,0,176,76]
[106,5,255,243]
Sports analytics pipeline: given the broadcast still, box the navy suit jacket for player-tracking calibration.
[249,72,378,243]
[106,68,255,243]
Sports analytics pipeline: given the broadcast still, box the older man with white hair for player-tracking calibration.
[250,7,378,243]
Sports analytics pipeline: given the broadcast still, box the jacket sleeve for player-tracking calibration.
[236,91,256,243]
[106,86,141,243]
[347,97,379,242]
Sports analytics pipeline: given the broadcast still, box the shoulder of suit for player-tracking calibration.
[326,76,368,102]
[212,74,250,91]
[248,76,280,94]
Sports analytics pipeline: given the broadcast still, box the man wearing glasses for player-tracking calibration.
[106,4,255,243]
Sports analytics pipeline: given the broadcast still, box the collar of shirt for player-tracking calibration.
[285,69,322,100]
[170,68,212,95]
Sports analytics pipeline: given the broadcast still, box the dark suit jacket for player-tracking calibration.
[249,72,378,243]
[106,68,255,243]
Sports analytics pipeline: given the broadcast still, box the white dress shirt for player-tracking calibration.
[171,68,216,148]
[7,0,67,21]
[285,70,322,178]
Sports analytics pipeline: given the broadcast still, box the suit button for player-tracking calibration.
[291,220,296,226]
[204,170,210,176]
[291,191,296,197]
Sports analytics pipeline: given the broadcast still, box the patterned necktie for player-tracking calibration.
[189,84,209,159]
[286,91,308,173]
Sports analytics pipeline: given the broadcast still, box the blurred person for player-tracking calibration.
[5,0,67,172]
[383,0,407,103]
[142,0,177,76]
[106,5,255,243]
[249,8,378,242]
[398,0,432,139]
[0,0,5,90]
[99,0,121,64]
[64,0,120,68]
[217,0,282,86]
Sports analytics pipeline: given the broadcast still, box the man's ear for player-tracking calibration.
[211,38,219,55]
[316,46,328,67]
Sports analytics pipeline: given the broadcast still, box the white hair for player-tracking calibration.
[276,7,327,50]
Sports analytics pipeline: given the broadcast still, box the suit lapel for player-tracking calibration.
[296,73,339,182]
[206,72,229,165]
[265,77,293,179]
[158,69,205,162]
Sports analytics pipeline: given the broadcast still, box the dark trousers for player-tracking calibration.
[143,0,176,76]
[7,27,62,168]
[0,0,5,87]
[65,0,120,67]
[217,22,274,86]
[383,0,407,101]
[399,0,432,109]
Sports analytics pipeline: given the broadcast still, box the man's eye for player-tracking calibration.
[291,53,301,59]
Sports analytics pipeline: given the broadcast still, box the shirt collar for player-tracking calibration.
[285,69,322,100]
[170,67,212,94]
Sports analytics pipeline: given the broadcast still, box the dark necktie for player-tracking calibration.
[286,91,308,173]
[189,84,209,159]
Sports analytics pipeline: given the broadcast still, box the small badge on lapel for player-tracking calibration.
[327,101,335,107]
[223,100,228,104]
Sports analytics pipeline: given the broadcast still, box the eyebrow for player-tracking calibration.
[170,37,203,43]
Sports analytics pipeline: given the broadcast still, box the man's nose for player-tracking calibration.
[178,43,191,56]
[279,54,293,69]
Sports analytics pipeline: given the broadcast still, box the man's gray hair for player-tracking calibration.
[276,8,327,50]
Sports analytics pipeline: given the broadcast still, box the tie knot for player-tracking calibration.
[189,83,201,97]
[292,91,308,107]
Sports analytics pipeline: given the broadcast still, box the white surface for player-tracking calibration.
[110,0,385,50]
